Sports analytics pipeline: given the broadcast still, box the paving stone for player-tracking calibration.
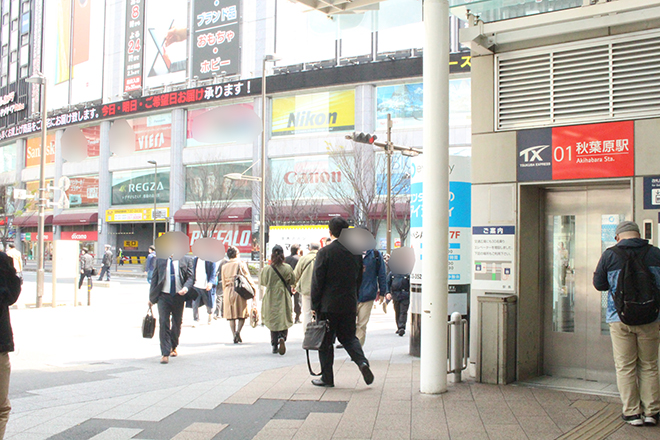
[88,428,144,440]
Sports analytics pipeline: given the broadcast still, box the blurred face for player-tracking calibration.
[155,231,189,260]
[338,228,376,255]
[388,247,416,275]
[192,237,225,261]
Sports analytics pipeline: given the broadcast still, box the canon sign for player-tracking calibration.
[283,171,341,185]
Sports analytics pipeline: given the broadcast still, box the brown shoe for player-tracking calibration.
[160,356,169,364]
[170,349,178,357]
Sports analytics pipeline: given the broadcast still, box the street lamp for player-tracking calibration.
[259,54,280,286]
[26,72,47,308]
[147,160,158,245]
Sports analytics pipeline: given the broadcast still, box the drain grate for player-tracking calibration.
[556,403,624,440]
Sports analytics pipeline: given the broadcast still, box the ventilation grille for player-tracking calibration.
[496,31,660,130]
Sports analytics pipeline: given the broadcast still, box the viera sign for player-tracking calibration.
[272,90,355,137]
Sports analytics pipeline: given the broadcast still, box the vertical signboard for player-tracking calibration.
[124,0,145,92]
[472,226,515,292]
[192,0,241,79]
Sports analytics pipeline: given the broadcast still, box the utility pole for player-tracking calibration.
[386,113,393,255]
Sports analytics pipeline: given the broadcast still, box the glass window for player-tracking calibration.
[376,0,423,53]
[549,215,576,333]
[185,162,253,203]
[338,14,373,58]
[0,142,16,173]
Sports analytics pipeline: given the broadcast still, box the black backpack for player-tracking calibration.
[610,245,660,326]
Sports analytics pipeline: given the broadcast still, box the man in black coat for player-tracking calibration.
[311,217,373,387]
[149,254,194,364]
[0,251,21,438]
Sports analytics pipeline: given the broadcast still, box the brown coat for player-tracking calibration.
[221,258,255,320]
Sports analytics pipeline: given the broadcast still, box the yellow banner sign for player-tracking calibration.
[105,207,169,222]
[272,90,355,137]
[124,240,138,249]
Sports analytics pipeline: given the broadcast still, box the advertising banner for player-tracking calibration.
[186,104,259,147]
[187,223,252,254]
[517,121,634,182]
[267,225,330,256]
[106,207,170,222]
[272,90,355,137]
[111,168,170,205]
[61,231,98,241]
[185,162,252,202]
[25,134,56,168]
[144,0,189,88]
[472,226,515,292]
[66,176,99,207]
[81,126,101,157]
[124,0,146,92]
[192,0,240,79]
[270,155,350,198]
[376,78,471,130]
[130,113,172,152]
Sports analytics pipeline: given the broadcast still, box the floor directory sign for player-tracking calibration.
[472,226,515,292]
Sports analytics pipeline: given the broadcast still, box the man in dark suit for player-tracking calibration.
[311,217,374,387]
[149,254,194,364]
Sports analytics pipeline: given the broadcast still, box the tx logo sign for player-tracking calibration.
[519,145,550,162]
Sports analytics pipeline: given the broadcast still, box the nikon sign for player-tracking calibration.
[272,90,354,137]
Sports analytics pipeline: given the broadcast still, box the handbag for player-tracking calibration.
[271,265,293,296]
[142,306,156,339]
[91,268,98,276]
[250,305,260,328]
[302,318,329,376]
[234,263,255,300]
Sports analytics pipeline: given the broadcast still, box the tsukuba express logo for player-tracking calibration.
[271,90,355,136]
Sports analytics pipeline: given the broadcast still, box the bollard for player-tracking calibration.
[87,277,92,306]
[447,311,468,383]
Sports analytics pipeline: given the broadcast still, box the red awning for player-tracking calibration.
[174,207,252,223]
[13,214,54,227]
[368,203,410,220]
[316,204,352,221]
[52,212,99,226]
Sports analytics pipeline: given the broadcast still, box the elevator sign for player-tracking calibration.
[517,121,634,182]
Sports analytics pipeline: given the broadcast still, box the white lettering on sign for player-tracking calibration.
[283,171,342,185]
[137,132,166,150]
[127,181,165,193]
[71,233,88,240]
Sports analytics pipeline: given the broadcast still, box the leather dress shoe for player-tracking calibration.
[160,356,169,364]
[311,379,334,387]
[170,349,177,357]
[359,363,374,385]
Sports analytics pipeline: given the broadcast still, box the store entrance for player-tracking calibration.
[543,186,631,383]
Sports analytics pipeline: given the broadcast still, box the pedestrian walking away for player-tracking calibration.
[284,244,302,324]
[221,246,256,344]
[294,242,319,329]
[190,256,217,326]
[387,270,410,336]
[148,254,194,364]
[261,245,296,355]
[214,252,230,320]
[0,250,22,438]
[78,248,95,289]
[593,220,660,427]
[310,217,374,388]
[98,244,113,281]
[145,246,156,284]
[118,247,124,266]
[356,236,389,347]
[6,244,22,284]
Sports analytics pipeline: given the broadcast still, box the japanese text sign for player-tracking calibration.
[517,121,634,182]
[193,0,240,79]
[124,0,145,92]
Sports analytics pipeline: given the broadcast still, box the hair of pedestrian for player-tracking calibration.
[7,243,14,249]
[290,244,300,255]
[309,242,320,250]
[226,247,238,259]
[271,245,285,266]
[329,216,349,238]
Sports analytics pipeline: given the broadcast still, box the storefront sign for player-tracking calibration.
[472,226,515,292]
[23,232,53,241]
[272,90,355,136]
[25,134,56,167]
[192,0,240,79]
[112,168,170,205]
[105,207,169,222]
[0,92,25,117]
[131,114,172,151]
[124,240,138,250]
[61,231,98,241]
[124,0,145,92]
[518,121,634,182]
[0,78,259,143]
[187,223,252,253]
[643,176,660,210]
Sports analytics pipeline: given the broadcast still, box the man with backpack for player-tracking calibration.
[387,270,410,336]
[593,220,660,427]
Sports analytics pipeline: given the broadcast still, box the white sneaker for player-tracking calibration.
[644,413,659,425]
[622,414,643,426]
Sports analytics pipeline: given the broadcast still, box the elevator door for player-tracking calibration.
[543,187,631,383]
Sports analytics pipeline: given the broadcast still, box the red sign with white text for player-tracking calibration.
[61,231,99,241]
[187,223,252,254]
[551,121,634,180]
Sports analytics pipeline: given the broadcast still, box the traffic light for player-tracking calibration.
[351,132,378,144]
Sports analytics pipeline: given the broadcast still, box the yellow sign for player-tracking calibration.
[124,240,138,249]
[272,90,355,137]
[105,207,170,222]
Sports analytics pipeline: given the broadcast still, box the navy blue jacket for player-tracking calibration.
[0,252,21,352]
[593,237,660,323]
[358,249,388,303]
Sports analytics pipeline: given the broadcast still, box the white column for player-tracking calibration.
[421,0,449,394]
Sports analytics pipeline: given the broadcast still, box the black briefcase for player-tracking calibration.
[302,319,329,376]
[142,306,156,339]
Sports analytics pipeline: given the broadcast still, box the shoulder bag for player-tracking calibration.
[234,262,255,300]
[142,306,156,339]
[302,318,329,376]
[272,265,293,296]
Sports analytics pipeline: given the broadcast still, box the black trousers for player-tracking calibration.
[318,312,368,385]
[78,270,93,289]
[270,329,288,346]
[293,292,302,320]
[97,265,110,281]
[157,293,185,356]
[393,298,410,331]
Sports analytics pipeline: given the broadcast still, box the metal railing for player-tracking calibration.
[447,311,468,382]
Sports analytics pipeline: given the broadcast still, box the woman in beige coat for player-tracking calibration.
[221,246,256,343]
